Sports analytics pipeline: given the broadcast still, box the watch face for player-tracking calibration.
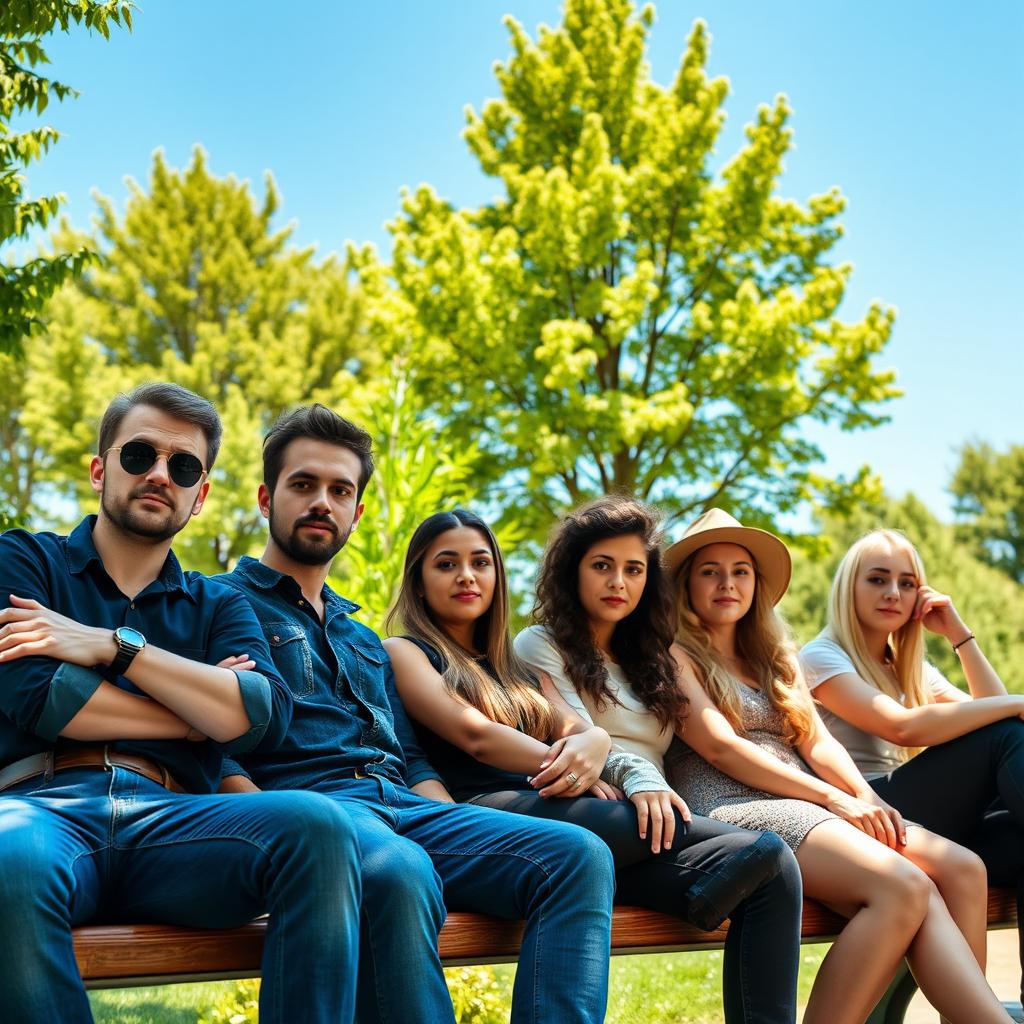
[117,627,146,649]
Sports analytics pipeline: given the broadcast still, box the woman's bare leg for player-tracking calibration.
[798,820,1007,1024]
[796,820,930,1024]
[902,825,989,969]
[904,882,1007,1022]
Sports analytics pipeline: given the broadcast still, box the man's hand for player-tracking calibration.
[411,779,455,803]
[0,595,115,666]
[218,775,262,794]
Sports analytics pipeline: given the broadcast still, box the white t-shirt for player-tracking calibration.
[799,635,962,780]
[513,625,673,773]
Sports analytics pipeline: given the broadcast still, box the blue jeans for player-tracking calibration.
[474,789,802,1024]
[326,776,615,1024]
[0,767,361,1024]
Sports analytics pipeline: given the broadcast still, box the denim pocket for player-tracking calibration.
[264,622,314,699]
[345,641,391,728]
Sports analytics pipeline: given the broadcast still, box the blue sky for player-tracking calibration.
[16,0,1024,520]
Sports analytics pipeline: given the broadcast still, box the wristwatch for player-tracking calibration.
[110,626,147,676]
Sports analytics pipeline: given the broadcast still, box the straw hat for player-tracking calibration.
[664,508,792,605]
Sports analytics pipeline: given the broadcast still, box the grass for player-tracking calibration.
[90,946,831,1023]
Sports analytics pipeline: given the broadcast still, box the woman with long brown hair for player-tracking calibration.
[668,508,1009,1024]
[386,507,805,1024]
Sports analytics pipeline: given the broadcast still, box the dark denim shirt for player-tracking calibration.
[215,556,440,792]
[0,517,292,794]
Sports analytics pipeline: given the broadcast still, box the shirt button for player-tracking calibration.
[298,599,305,606]
[130,602,135,609]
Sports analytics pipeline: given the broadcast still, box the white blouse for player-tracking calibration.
[514,625,673,774]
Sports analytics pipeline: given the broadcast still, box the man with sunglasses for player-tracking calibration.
[0,383,360,1024]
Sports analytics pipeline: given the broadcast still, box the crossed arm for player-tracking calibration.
[0,594,259,745]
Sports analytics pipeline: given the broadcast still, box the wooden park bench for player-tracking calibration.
[73,886,1017,1024]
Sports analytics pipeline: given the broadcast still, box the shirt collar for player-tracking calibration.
[233,555,361,614]
[66,514,195,602]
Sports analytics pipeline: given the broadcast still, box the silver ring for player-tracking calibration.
[567,771,579,785]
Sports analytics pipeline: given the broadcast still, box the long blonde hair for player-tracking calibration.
[674,546,814,747]
[386,510,556,740]
[825,529,931,710]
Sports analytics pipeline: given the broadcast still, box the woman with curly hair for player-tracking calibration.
[387,506,805,1024]
[800,528,1024,1010]
[668,508,1008,1024]
[513,496,805,1024]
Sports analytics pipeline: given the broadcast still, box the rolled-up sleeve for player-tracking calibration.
[34,664,105,741]
[205,589,293,752]
[0,531,97,741]
[220,755,253,781]
[220,669,273,754]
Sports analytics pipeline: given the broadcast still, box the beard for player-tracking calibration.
[269,505,350,566]
[101,484,190,543]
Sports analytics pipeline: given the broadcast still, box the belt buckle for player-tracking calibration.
[102,745,113,771]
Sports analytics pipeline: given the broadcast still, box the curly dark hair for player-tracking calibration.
[534,495,687,729]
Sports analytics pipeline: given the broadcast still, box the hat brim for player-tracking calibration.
[664,526,792,606]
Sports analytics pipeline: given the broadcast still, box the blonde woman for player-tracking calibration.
[668,508,1009,1024]
[801,528,1024,1008]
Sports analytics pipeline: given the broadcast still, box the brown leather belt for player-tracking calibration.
[0,745,186,794]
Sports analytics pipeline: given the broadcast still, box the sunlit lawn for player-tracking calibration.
[90,946,830,1023]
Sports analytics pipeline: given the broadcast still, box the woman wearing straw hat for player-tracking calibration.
[800,528,1024,1014]
[666,508,1008,1024]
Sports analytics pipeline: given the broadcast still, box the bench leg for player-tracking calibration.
[865,960,918,1024]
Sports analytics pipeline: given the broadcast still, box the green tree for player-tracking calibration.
[1,0,132,354]
[364,0,898,538]
[951,441,1024,585]
[15,148,371,570]
[783,493,1024,693]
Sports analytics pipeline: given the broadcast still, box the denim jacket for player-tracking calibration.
[214,556,440,792]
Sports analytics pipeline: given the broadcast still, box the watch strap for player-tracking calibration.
[110,629,144,676]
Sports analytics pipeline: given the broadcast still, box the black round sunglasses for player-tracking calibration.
[105,441,207,488]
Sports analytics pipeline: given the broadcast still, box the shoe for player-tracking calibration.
[1002,1000,1024,1023]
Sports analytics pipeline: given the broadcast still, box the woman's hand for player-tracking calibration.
[588,780,624,800]
[914,585,968,642]
[858,789,907,846]
[825,789,903,849]
[530,727,611,797]
[630,790,691,853]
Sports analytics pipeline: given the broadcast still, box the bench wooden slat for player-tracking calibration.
[73,888,1018,988]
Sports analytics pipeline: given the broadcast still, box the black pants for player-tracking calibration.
[869,718,1024,1000]
[472,788,803,1024]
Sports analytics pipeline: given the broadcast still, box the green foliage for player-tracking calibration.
[951,441,1024,585]
[362,0,899,539]
[196,978,259,1024]
[445,966,509,1024]
[11,148,371,570]
[336,359,525,632]
[783,493,1024,693]
[1,1,132,354]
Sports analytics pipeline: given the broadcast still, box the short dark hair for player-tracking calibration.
[262,404,375,500]
[98,382,223,469]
